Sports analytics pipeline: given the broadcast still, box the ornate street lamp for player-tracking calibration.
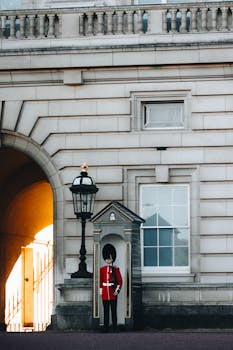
[70,163,99,278]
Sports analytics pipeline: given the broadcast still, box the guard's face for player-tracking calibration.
[105,258,112,265]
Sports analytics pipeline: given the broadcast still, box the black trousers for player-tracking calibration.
[103,299,117,330]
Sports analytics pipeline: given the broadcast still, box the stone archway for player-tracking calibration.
[0,132,63,331]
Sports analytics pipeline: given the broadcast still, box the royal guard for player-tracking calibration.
[100,244,123,332]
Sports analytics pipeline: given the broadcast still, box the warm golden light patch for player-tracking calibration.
[5,225,53,332]
[2,180,53,238]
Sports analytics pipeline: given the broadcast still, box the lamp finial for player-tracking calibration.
[81,163,88,173]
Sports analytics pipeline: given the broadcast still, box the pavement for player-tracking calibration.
[1,330,233,350]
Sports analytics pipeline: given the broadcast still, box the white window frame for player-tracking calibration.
[132,90,191,131]
[143,100,184,130]
[140,184,190,274]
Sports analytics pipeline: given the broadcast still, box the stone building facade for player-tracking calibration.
[1,0,233,330]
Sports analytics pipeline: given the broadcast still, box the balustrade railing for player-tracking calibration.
[164,4,233,33]
[0,2,232,40]
[79,9,148,36]
[0,12,61,39]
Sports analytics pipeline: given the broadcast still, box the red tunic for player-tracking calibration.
[100,265,123,300]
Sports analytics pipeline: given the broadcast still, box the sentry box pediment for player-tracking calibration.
[91,200,144,226]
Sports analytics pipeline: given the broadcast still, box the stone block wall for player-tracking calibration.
[1,41,233,327]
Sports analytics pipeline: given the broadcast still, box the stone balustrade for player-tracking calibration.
[0,11,61,39]
[0,2,232,40]
[164,4,233,33]
[79,9,148,36]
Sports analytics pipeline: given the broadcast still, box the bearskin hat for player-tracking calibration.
[102,243,116,262]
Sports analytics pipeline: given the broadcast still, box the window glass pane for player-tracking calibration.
[158,186,172,204]
[173,186,188,204]
[144,102,184,129]
[144,248,157,266]
[174,228,189,246]
[174,247,188,266]
[142,186,158,205]
[143,206,157,226]
[144,228,157,246]
[159,228,173,246]
[159,248,172,266]
[141,184,189,269]
[173,205,188,226]
[142,186,158,226]
[158,206,172,226]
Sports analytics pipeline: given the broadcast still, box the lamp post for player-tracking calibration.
[70,163,99,278]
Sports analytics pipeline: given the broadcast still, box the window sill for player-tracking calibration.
[143,126,184,131]
[142,273,195,283]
